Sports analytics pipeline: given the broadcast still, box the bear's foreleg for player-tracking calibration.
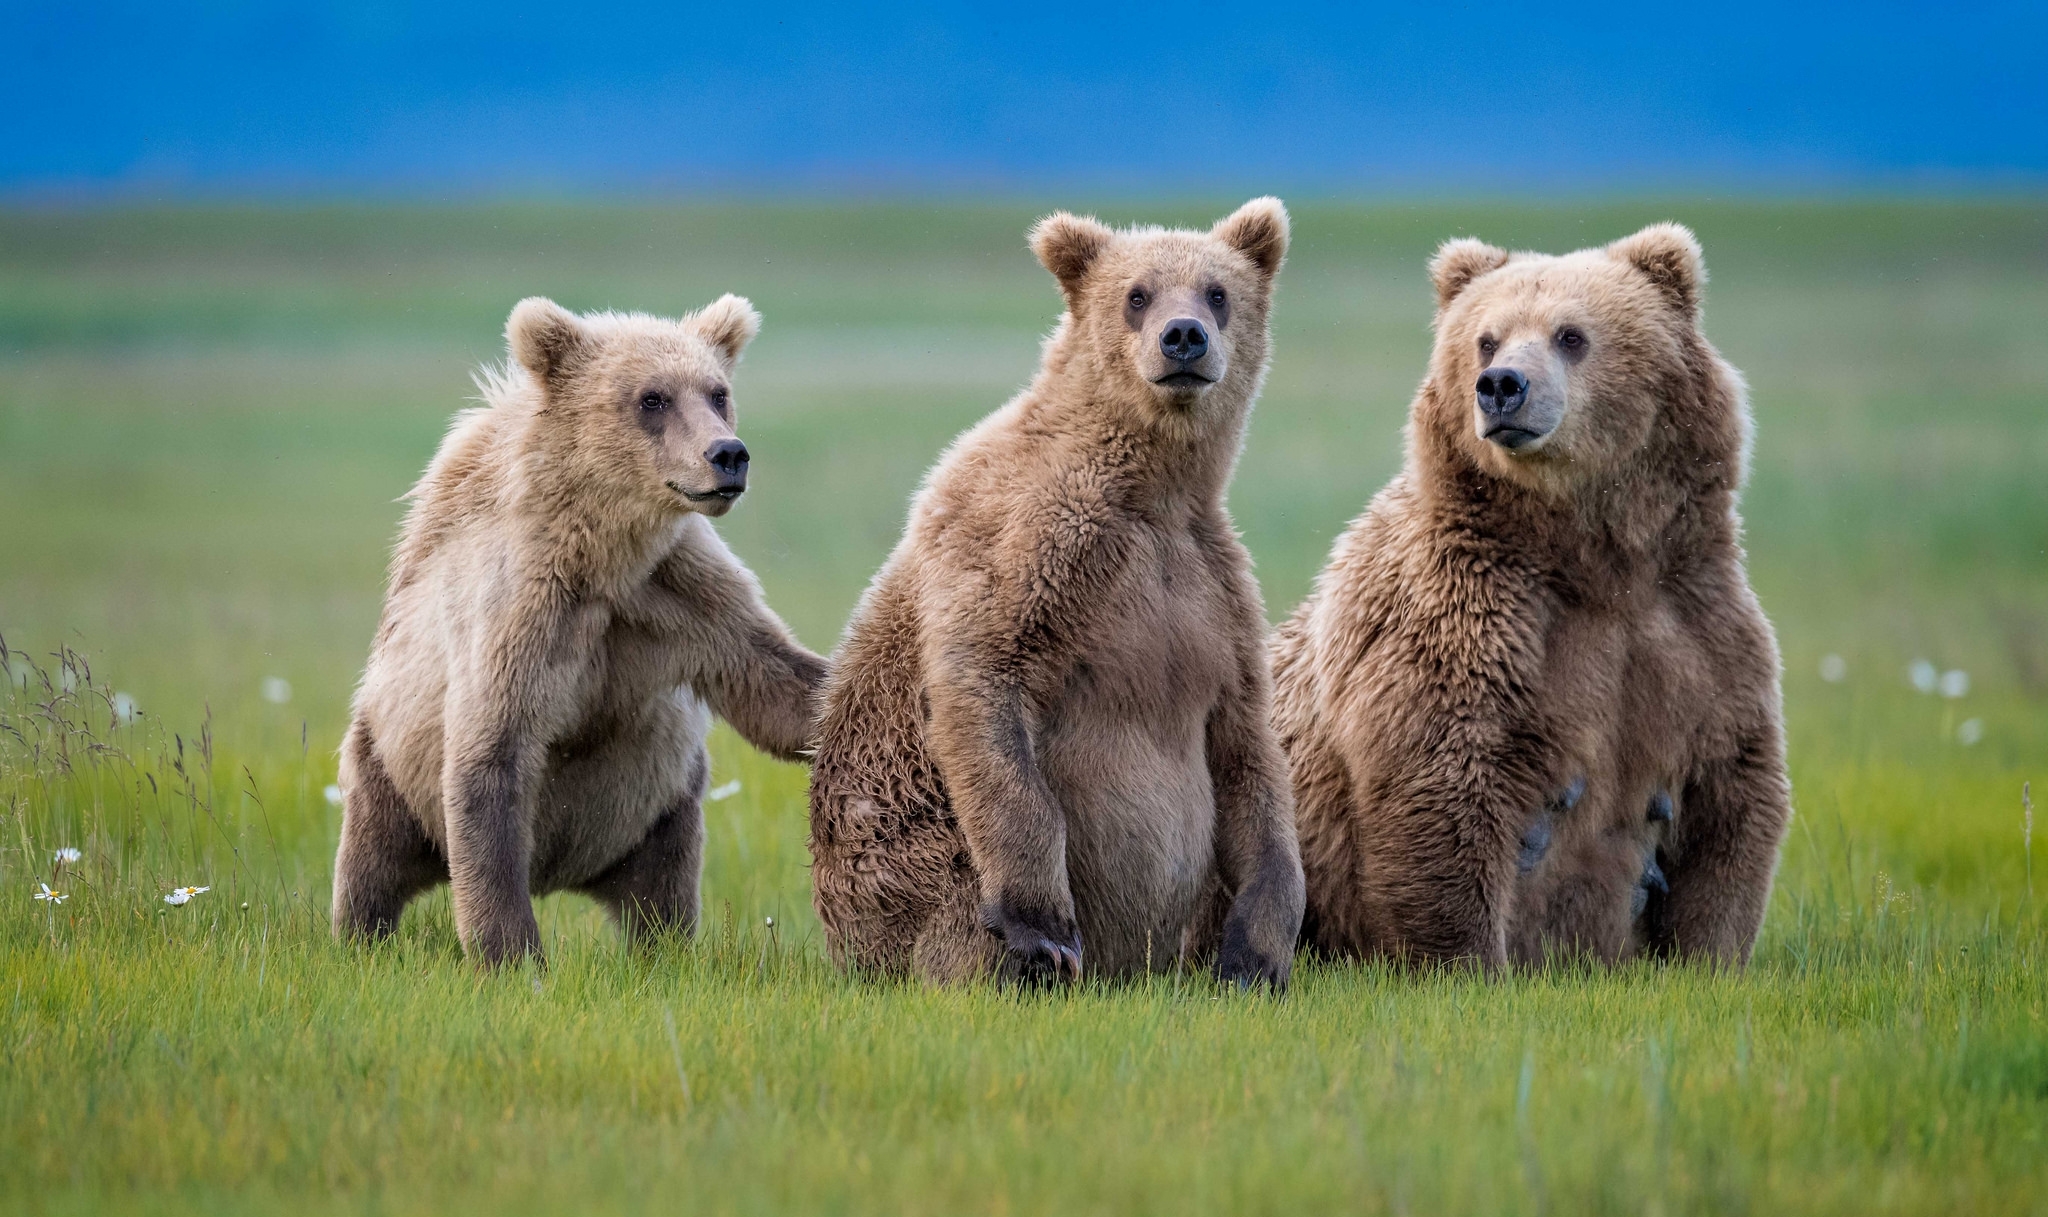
[580,794,706,944]
[1204,651,1306,991]
[441,721,546,966]
[654,542,829,762]
[1648,722,1791,965]
[924,667,1083,986]
[332,718,447,941]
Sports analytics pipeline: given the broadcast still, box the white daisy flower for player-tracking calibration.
[323,784,344,806]
[164,885,211,906]
[112,692,138,724]
[261,677,292,705]
[1956,718,1984,746]
[33,883,67,904]
[53,847,83,864]
[1938,670,1969,699]
[707,780,742,802]
[1908,660,1938,694]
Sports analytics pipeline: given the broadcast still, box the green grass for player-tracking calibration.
[3,198,2045,1215]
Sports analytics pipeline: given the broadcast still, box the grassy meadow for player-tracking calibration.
[2,199,2045,1214]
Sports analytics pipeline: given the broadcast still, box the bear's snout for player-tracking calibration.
[705,438,750,493]
[1159,317,1210,365]
[1475,366,1545,450]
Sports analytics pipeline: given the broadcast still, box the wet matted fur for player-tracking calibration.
[1271,224,1791,969]
[333,295,826,964]
[809,200,1306,987]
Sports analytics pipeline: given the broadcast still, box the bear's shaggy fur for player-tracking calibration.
[332,295,826,964]
[1271,224,1790,969]
[808,200,1306,987]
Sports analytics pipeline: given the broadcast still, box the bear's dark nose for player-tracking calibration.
[1475,367,1529,417]
[706,438,749,487]
[1160,317,1209,363]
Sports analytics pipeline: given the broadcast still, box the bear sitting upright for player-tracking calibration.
[1271,224,1791,969]
[808,200,1306,988]
[333,295,826,965]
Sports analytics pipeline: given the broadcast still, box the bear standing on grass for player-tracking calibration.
[1272,224,1791,969]
[332,296,826,964]
[809,200,1306,988]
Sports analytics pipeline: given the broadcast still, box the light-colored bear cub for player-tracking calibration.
[333,295,826,964]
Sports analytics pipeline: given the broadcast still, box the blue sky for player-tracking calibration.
[8,2,2044,194]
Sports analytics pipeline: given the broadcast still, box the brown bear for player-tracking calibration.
[332,295,827,965]
[1270,223,1791,969]
[808,200,1306,988]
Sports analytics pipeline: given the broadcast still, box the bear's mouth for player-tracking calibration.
[667,481,745,503]
[1483,425,1548,452]
[1153,371,1213,389]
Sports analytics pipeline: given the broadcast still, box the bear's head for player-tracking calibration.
[1028,197,1290,427]
[1423,222,1745,493]
[505,294,761,518]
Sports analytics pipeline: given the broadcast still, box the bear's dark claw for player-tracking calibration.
[1517,818,1553,874]
[1647,789,1674,824]
[1642,855,1669,894]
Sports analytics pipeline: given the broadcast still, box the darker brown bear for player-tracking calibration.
[1271,223,1791,969]
[808,199,1306,988]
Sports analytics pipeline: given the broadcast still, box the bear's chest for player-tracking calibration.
[1048,525,1237,727]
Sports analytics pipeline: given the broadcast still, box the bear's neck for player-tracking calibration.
[1029,355,1253,516]
[1415,393,1738,586]
[508,433,676,597]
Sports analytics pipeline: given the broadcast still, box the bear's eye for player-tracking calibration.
[1478,335,1498,359]
[1207,287,1227,309]
[1556,327,1587,354]
[639,391,671,412]
[1127,288,1149,311]
[707,387,730,417]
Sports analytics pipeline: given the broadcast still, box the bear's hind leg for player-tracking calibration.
[581,796,705,944]
[1646,734,1791,965]
[912,873,1003,984]
[332,720,446,941]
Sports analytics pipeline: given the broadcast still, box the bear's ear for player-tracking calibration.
[691,293,762,366]
[507,296,587,382]
[1609,222,1705,317]
[1212,196,1290,280]
[1030,211,1115,298]
[1429,238,1511,311]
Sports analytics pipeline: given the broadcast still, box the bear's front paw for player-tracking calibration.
[1215,916,1293,993]
[982,902,1083,987]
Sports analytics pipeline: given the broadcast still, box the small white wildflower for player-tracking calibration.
[323,784,344,806]
[1818,654,1847,683]
[1908,660,1938,694]
[59,665,78,693]
[164,885,211,906]
[112,692,138,723]
[261,677,292,704]
[1939,669,1970,699]
[764,916,775,928]
[1957,718,1984,746]
[53,847,83,865]
[33,883,67,904]
[707,780,742,802]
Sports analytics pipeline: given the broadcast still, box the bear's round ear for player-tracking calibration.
[1212,196,1290,280]
[507,296,586,382]
[1609,222,1705,317]
[691,293,762,366]
[1030,211,1115,299]
[1429,238,1511,311]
